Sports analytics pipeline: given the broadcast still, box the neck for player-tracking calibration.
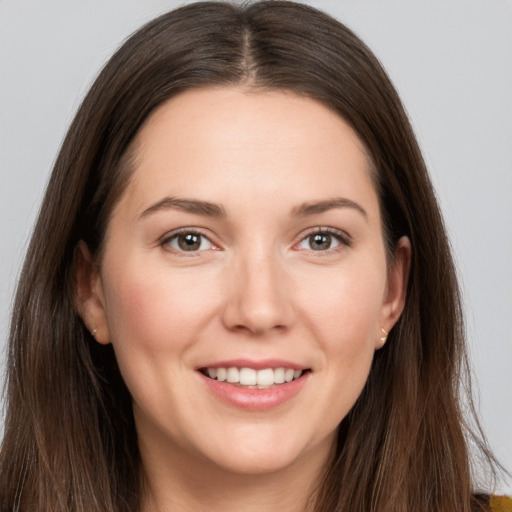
[139,431,335,512]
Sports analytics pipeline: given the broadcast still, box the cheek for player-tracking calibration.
[102,262,220,353]
[301,269,383,426]
[100,263,222,422]
[298,261,386,350]
[296,257,386,414]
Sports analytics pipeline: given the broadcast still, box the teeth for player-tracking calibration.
[239,368,257,386]
[204,366,304,386]
[274,367,285,384]
[226,367,239,383]
[257,368,274,386]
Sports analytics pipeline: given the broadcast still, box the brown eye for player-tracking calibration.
[178,233,201,251]
[165,231,213,252]
[296,229,346,252]
[308,233,333,251]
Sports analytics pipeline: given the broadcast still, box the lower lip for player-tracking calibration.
[199,371,310,411]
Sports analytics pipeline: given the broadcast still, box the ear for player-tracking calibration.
[376,236,411,349]
[73,241,111,344]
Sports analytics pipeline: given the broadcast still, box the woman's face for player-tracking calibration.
[80,87,409,477]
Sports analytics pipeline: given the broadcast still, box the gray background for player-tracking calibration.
[1,0,510,492]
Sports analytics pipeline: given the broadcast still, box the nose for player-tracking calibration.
[221,248,294,336]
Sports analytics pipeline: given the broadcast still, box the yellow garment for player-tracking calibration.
[491,495,512,512]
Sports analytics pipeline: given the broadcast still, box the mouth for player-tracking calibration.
[199,366,310,389]
[197,361,311,411]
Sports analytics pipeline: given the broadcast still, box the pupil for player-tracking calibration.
[311,233,331,250]
[178,233,200,251]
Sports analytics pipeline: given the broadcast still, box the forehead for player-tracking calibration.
[114,87,377,220]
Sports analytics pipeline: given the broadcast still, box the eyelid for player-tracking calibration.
[158,225,351,255]
[160,227,220,254]
[294,226,352,251]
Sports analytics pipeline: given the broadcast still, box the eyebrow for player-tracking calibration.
[139,196,367,221]
[139,197,226,219]
[291,198,367,220]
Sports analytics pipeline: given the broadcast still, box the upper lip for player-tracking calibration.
[196,358,309,371]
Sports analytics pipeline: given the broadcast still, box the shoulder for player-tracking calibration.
[472,494,512,512]
[490,495,512,512]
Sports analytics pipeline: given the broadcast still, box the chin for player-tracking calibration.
[210,449,303,476]
[198,427,334,477]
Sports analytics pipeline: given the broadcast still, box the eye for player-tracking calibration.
[296,229,349,252]
[163,231,215,252]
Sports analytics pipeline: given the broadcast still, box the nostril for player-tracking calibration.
[220,268,294,335]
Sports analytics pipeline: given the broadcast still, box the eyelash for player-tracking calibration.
[294,227,352,254]
[160,227,352,255]
[160,228,217,255]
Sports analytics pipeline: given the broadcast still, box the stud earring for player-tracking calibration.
[380,327,389,344]
[92,328,97,337]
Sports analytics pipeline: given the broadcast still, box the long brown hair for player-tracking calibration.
[0,2,499,510]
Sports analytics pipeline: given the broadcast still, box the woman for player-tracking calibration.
[0,1,507,511]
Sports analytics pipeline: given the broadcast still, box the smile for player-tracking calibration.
[201,367,304,388]
[198,362,311,411]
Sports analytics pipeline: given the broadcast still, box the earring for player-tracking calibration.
[380,327,389,344]
[92,328,97,337]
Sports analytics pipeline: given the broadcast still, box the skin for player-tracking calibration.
[75,87,410,512]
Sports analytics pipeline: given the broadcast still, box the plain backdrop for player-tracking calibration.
[1,0,511,493]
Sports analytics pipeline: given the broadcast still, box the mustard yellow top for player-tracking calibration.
[491,495,512,512]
